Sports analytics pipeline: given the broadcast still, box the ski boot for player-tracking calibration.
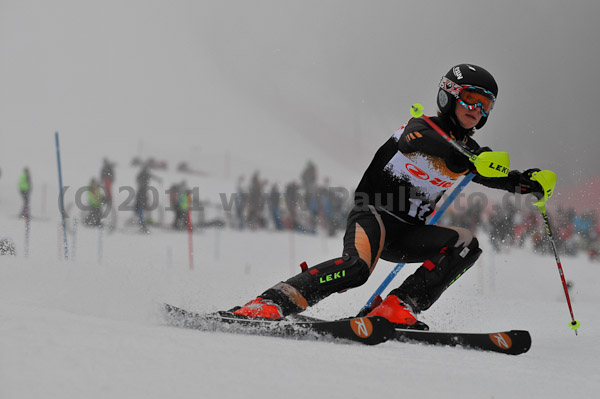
[232,297,284,320]
[366,295,429,330]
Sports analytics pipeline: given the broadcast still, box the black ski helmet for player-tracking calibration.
[437,64,498,129]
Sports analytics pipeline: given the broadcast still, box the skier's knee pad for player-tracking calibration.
[262,255,370,314]
[393,237,482,312]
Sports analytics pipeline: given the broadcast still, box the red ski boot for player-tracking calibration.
[233,297,284,320]
[367,295,428,329]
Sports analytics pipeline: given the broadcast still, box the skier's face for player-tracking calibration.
[455,102,483,130]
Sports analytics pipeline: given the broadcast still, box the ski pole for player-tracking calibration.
[531,170,580,335]
[410,104,510,178]
[360,172,475,312]
[539,209,580,334]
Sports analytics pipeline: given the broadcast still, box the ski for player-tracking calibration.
[163,304,531,354]
[163,304,395,346]
[292,314,531,355]
[392,328,532,355]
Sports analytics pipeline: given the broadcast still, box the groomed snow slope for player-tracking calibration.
[1,208,598,399]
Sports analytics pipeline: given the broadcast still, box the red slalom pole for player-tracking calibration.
[187,192,194,270]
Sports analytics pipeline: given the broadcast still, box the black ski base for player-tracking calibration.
[163,304,395,345]
[393,328,532,355]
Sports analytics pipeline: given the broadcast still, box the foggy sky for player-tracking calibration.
[1,0,599,191]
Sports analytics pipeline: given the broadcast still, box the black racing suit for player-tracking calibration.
[261,114,535,315]
[355,114,524,224]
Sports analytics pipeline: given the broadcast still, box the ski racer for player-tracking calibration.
[232,64,547,327]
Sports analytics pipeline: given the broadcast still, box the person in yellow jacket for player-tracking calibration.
[85,178,104,227]
[175,188,191,230]
[19,168,31,217]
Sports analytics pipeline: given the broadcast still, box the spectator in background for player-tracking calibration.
[246,171,266,229]
[268,183,283,230]
[135,163,160,232]
[284,181,301,231]
[234,176,247,230]
[301,161,319,232]
[169,182,184,230]
[84,178,103,227]
[100,158,116,207]
[177,187,192,230]
[301,160,318,197]
[19,167,31,217]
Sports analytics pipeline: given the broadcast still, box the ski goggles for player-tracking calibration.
[440,77,496,117]
[458,86,495,117]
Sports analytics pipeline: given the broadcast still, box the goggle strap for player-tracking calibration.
[440,77,496,102]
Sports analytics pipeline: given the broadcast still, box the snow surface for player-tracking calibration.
[1,175,599,399]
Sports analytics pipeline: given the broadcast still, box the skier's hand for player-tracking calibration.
[467,146,493,172]
[466,147,493,172]
[512,168,544,198]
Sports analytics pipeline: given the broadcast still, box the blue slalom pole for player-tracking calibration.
[360,172,476,312]
[55,132,69,260]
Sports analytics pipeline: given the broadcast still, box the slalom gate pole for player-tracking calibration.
[538,206,580,334]
[55,132,69,260]
[360,172,476,312]
[187,192,194,270]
